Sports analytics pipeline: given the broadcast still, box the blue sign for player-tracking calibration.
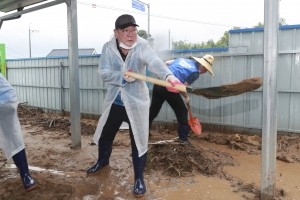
[132,0,145,12]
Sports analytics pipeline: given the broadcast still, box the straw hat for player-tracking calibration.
[192,55,215,76]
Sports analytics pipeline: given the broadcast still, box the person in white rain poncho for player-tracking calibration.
[0,73,37,191]
[87,14,183,197]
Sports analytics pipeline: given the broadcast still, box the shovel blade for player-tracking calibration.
[188,117,202,135]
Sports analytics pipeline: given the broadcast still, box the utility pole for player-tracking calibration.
[29,23,39,58]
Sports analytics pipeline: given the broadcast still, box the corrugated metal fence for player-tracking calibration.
[6,25,300,134]
[7,55,103,116]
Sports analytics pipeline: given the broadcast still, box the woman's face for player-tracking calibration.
[199,64,208,74]
[114,26,138,47]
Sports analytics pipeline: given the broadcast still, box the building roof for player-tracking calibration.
[46,48,97,57]
[0,0,46,13]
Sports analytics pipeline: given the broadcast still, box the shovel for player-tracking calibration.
[124,71,262,99]
[187,102,202,135]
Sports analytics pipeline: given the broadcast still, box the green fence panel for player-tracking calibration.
[0,44,7,77]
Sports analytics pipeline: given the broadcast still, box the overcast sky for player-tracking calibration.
[0,0,299,59]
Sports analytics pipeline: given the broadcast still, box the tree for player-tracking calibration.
[215,31,228,47]
[137,30,148,40]
[215,26,240,47]
[253,22,264,28]
[172,18,288,50]
[253,18,287,28]
[279,18,287,26]
[137,30,154,47]
[172,27,241,50]
[172,40,192,49]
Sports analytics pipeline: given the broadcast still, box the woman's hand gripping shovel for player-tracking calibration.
[187,102,202,135]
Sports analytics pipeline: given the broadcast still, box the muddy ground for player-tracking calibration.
[0,105,300,200]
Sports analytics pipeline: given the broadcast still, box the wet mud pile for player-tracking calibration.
[18,104,96,136]
[146,143,237,177]
[146,133,287,199]
[0,106,294,199]
[194,77,262,99]
[191,132,300,163]
[221,77,262,95]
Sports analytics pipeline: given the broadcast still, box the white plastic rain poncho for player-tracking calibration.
[0,74,25,160]
[93,36,173,157]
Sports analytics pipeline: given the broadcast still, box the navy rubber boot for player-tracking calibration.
[87,141,113,174]
[132,151,147,197]
[12,149,37,191]
[178,124,191,145]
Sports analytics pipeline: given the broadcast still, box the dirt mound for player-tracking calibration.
[17,103,44,118]
[191,132,300,163]
[146,142,237,177]
[17,104,96,136]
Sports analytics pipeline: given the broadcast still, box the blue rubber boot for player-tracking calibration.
[132,151,147,197]
[178,124,191,145]
[87,141,113,174]
[12,149,37,191]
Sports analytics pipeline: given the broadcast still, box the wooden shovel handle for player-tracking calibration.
[124,71,187,93]
[187,102,193,119]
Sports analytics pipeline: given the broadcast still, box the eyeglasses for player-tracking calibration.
[120,28,138,36]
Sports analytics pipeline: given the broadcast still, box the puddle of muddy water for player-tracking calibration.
[223,151,300,199]
[275,161,300,198]
[148,175,255,200]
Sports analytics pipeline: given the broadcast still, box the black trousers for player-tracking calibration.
[149,85,188,127]
[100,104,138,152]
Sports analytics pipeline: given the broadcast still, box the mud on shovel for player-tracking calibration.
[187,102,202,135]
[124,71,262,99]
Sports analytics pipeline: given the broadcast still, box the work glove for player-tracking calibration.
[184,96,190,104]
[166,75,183,93]
[123,70,135,82]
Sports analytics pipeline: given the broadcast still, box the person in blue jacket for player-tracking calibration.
[0,73,37,191]
[149,55,215,144]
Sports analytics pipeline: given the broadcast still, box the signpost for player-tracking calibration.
[0,43,6,77]
[132,0,145,12]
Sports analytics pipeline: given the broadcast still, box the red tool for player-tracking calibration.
[187,102,202,135]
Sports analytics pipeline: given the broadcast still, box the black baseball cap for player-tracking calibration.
[115,14,139,29]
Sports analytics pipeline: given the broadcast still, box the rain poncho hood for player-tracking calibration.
[93,35,173,157]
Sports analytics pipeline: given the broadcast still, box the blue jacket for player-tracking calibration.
[168,58,199,83]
